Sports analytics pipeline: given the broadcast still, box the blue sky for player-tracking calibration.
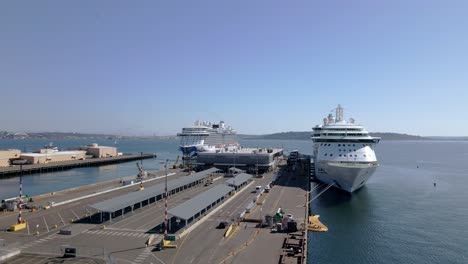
[1,1,467,136]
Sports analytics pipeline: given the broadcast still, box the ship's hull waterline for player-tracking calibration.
[315,161,379,192]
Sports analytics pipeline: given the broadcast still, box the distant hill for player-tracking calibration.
[240,131,429,140]
[369,133,427,140]
[0,132,176,140]
[240,132,311,140]
[427,136,468,141]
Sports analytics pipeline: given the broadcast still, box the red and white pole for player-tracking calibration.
[17,164,23,224]
[164,187,168,239]
[164,159,168,239]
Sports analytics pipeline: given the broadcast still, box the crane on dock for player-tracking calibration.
[172,156,180,169]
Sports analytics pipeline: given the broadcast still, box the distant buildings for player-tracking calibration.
[0,132,29,140]
[77,143,118,158]
[20,149,87,164]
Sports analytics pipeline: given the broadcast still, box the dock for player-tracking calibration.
[0,155,312,264]
[0,153,156,177]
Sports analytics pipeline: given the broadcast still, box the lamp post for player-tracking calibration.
[12,159,27,224]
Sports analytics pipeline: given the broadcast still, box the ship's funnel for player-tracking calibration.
[328,114,334,124]
[336,104,344,122]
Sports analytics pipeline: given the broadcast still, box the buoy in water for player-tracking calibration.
[433,182,436,187]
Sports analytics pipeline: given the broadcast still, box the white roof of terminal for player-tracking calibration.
[90,167,221,213]
[20,151,86,157]
[225,173,252,187]
[168,184,234,220]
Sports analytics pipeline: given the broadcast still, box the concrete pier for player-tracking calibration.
[0,157,311,264]
[0,153,156,178]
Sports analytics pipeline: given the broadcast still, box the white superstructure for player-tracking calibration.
[177,120,239,154]
[311,105,380,192]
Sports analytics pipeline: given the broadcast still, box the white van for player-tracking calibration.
[255,186,262,194]
[264,185,271,193]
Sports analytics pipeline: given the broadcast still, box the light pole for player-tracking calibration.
[12,159,27,224]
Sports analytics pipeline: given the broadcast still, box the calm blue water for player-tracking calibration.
[310,140,468,264]
[1,139,466,263]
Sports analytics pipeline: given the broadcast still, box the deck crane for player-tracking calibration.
[172,156,180,169]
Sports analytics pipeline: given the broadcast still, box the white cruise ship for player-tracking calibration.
[177,120,239,155]
[311,105,380,192]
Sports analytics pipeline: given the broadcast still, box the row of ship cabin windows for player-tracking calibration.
[320,143,372,147]
[323,153,367,157]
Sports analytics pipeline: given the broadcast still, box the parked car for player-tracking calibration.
[217,221,229,229]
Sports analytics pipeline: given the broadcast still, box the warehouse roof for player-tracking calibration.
[90,167,220,213]
[20,151,86,157]
[225,173,252,187]
[168,184,234,220]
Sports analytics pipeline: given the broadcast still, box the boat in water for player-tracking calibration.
[311,105,380,192]
[177,120,239,155]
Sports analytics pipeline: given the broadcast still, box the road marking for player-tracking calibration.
[83,229,148,238]
[132,247,152,264]
[150,252,167,264]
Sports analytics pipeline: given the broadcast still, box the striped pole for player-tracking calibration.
[164,159,168,239]
[18,164,23,224]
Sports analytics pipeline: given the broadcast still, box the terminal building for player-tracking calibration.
[0,149,21,167]
[0,143,118,166]
[84,144,117,158]
[20,149,87,164]
[196,148,283,173]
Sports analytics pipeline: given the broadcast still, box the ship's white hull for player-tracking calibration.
[315,161,378,192]
[178,121,238,155]
[311,105,380,193]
